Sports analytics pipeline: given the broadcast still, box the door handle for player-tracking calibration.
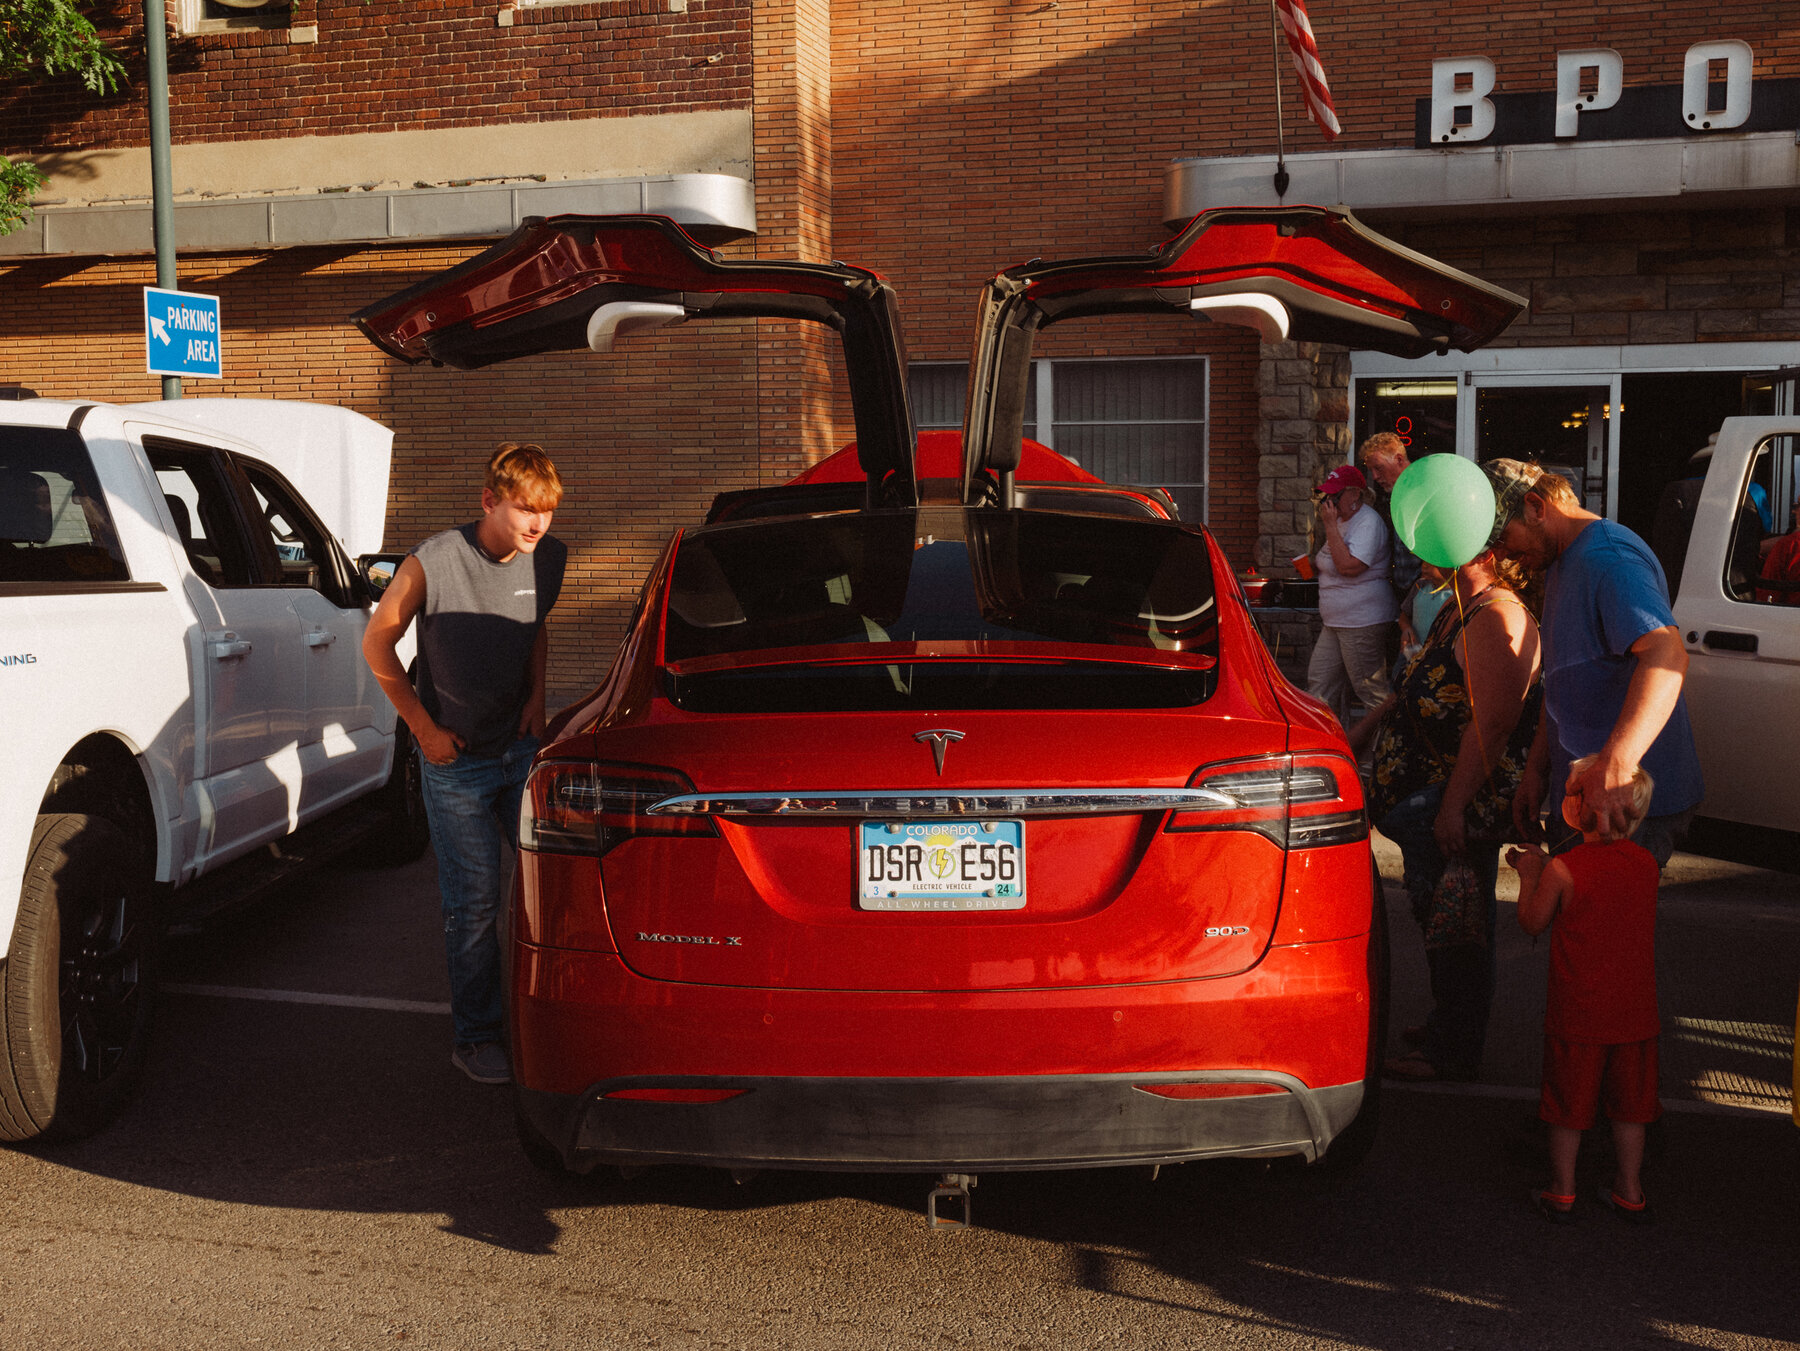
[306,630,335,648]
[1702,630,1758,653]
[209,638,253,660]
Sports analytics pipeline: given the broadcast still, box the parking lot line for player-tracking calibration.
[1388,1078,1793,1119]
[161,982,451,1015]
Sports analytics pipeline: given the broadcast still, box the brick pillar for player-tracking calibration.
[752,0,842,483]
[1255,339,1351,573]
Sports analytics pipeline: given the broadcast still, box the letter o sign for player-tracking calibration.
[1683,40,1753,131]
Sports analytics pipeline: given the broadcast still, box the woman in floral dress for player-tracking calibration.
[1365,546,1543,1081]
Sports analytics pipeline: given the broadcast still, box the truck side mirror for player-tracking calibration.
[357,552,407,600]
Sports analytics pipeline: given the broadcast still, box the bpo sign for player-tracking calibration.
[1429,40,1757,144]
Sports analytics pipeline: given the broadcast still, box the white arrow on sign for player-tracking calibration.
[150,316,170,344]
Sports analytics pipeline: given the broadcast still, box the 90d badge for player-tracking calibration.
[1204,926,1251,938]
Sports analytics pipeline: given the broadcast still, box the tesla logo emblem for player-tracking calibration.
[914,728,965,776]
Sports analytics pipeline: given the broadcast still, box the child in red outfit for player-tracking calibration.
[1508,756,1660,1225]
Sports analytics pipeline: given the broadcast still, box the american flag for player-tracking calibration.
[1274,0,1341,140]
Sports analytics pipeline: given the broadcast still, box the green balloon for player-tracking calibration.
[1389,454,1497,569]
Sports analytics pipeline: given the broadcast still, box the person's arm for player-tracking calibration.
[1512,713,1551,844]
[519,623,550,738]
[1345,692,1395,757]
[1564,624,1687,836]
[1318,499,1371,577]
[361,555,463,765]
[1508,845,1570,936]
[1434,601,1540,855]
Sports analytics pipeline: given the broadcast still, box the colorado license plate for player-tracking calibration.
[857,820,1026,911]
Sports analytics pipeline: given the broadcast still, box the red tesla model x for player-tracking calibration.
[354,209,1524,1185]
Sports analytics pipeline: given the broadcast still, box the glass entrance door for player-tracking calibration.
[1461,377,1620,518]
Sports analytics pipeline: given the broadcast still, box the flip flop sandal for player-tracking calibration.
[1596,1184,1654,1225]
[1534,1189,1577,1225]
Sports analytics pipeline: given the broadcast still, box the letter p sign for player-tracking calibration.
[1556,48,1623,137]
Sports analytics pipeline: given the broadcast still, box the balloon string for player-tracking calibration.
[1453,578,1492,783]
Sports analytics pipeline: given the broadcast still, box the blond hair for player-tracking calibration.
[487,442,563,513]
[1358,432,1408,472]
[1567,755,1654,841]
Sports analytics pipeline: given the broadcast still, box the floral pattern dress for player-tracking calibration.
[1367,587,1542,839]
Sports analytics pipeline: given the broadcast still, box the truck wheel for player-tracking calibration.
[0,814,155,1143]
[366,723,431,867]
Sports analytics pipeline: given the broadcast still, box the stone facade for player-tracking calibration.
[1255,340,1353,575]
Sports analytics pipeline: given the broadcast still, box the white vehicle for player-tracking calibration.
[1656,415,1800,839]
[0,397,423,1142]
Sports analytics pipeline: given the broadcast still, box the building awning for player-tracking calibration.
[1165,131,1800,227]
[0,172,757,258]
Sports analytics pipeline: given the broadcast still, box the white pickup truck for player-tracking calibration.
[1655,416,1800,843]
[0,397,421,1143]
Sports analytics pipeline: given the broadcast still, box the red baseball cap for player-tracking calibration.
[1317,464,1367,496]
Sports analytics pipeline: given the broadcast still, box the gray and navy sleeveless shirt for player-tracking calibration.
[411,522,567,757]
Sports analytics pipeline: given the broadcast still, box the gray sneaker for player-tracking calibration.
[452,1041,512,1085]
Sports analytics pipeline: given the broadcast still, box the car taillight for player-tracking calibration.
[519,760,716,857]
[1165,752,1366,849]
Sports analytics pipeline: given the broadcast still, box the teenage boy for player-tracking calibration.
[363,443,567,1085]
[1509,759,1660,1225]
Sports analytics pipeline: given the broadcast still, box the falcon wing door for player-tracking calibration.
[352,214,917,507]
[962,205,1527,505]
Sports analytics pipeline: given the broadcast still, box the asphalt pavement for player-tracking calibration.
[0,837,1792,1350]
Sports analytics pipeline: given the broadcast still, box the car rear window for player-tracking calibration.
[662,508,1219,711]
[1,426,130,585]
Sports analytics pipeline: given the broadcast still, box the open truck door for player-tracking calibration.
[352,214,919,509]
[959,206,1528,507]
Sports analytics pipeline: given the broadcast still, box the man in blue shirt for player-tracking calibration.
[1487,459,1702,866]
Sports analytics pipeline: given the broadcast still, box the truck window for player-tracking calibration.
[0,426,130,585]
[1749,436,1800,607]
[145,440,255,588]
[241,460,351,607]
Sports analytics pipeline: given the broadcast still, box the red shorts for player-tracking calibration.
[1539,1034,1661,1130]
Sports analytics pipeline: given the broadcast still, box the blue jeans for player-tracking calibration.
[419,734,539,1046]
[1377,782,1499,1078]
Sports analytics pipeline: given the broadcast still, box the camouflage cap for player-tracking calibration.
[1482,458,1542,546]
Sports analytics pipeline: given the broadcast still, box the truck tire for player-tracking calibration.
[366,723,431,867]
[0,814,155,1143]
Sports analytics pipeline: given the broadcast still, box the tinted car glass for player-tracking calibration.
[0,427,129,584]
[664,508,1218,711]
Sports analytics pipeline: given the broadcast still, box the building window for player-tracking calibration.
[178,0,292,35]
[909,358,1210,522]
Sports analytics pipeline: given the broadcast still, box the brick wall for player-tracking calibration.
[1383,207,1800,348]
[2,0,754,151]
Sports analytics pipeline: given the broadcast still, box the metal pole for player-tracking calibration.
[144,0,180,399]
[1268,0,1290,198]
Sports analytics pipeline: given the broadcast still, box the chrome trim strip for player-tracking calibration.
[647,788,1240,818]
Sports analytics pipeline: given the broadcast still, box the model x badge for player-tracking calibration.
[914,728,965,776]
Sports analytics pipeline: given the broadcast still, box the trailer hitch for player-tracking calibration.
[928,1173,976,1230]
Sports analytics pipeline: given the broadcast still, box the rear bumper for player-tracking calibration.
[512,932,1376,1173]
[517,1072,1365,1174]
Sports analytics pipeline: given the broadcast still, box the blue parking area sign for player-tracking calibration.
[144,287,222,379]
